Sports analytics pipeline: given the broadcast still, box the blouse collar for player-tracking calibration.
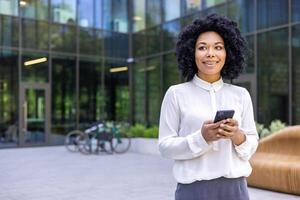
[192,74,224,92]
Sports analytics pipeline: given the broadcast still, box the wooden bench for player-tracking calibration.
[247,126,300,195]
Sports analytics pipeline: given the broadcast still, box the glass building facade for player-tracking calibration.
[0,0,300,148]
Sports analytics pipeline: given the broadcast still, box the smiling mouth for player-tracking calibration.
[202,61,220,66]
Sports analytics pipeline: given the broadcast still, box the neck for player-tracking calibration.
[197,73,221,83]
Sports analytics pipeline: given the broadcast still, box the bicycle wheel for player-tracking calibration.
[112,133,131,153]
[65,130,85,152]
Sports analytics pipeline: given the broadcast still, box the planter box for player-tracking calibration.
[129,138,160,155]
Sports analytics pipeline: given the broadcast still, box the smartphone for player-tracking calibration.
[213,110,235,123]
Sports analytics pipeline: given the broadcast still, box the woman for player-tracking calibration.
[158,14,258,200]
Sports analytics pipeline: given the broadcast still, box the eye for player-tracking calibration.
[198,46,207,51]
[215,46,223,50]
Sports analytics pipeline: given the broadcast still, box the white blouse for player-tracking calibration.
[158,74,258,184]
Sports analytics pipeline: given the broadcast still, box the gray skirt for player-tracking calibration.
[175,177,249,200]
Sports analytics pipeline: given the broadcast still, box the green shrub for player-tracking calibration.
[256,119,286,139]
[129,124,146,137]
[144,126,159,138]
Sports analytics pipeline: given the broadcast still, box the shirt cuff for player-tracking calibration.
[234,135,252,159]
[186,130,210,154]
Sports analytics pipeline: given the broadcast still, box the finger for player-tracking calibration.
[225,118,238,126]
[209,120,227,129]
[203,120,214,125]
[220,123,235,132]
[218,128,234,138]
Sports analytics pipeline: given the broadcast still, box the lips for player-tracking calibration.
[202,60,219,67]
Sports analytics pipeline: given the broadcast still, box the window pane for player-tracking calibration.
[78,0,94,27]
[22,19,49,50]
[79,28,103,56]
[51,55,76,134]
[163,53,181,92]
[257,29,289,125]
[0,15,19,47]
[0,0,18,16]
[103,0,112,30]
[292,25,300,124]
[182,0,201,15]
[95,0,103,29]
[203,0,226,9]
[146,26,161,55]
[112,0,128,33]
[133,31,146,57]
[257,0,288,29]
[133,0,146,32]
[163,20,180,51]
[245,35,254,73]
[163,0,180,22]
[51,0,76,24]
[79,58,105,127]
[21,0,48,20]
[133,60,146,124]
[146,0,161,28]
[51,24,76,53]
[104,31,128,59]
[228,0,254,33]
[292,0,300,22]
[22,53,49,83]
[0,49,18,147]
[147,57,161,125]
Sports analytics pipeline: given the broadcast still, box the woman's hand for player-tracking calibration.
[201,120,226,142]
[218,118,246,145]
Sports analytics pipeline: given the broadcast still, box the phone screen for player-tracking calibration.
[213,110,235,123]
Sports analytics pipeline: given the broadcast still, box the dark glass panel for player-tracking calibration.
[133,60,146,124]
[146,0,161,28]
[78,0,94,27]
[147,57,161,125]
[163,53,181,92]
[162,20,180,51]
[21,0,48,20]
[104,31,129,59]
[51,55,76,135]
[79,58,105,127]
[257,0,288,29]
[0,15,19,47]
[146,26,161,55]
[133,0,146,32]
[292,0,300,22]
[51,0,76,24]
[0,49,18,147]
[104,60,129,121]
[228,0,254,33]
[292,25,300,124]
[51,24,76,53]
[22,19,48,50]
[103,0,112,31]
[0,0,18,16]
[22,53,48,83]
[133,31,146,57]
[257,29,289,125]
[245,35,254,73]
[163,0,180,22]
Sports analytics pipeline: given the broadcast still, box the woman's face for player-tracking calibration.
[194,31,226,83]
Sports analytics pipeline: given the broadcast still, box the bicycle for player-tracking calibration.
[65,121,131,154]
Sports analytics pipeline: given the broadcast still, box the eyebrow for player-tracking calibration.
[196,42,224,45]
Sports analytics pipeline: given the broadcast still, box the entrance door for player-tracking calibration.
[19,83,50,146]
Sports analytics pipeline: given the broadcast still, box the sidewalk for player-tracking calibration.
[0,146,299,200]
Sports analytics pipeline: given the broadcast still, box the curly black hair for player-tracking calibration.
[176,13,248,82]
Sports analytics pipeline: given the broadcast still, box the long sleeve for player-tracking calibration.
[158,87,211,160]
[234,89,259,161]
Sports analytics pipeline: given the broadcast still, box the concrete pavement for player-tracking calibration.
[0,146,299,200]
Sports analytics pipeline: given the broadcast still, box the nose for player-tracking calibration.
[206,47,215,57]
